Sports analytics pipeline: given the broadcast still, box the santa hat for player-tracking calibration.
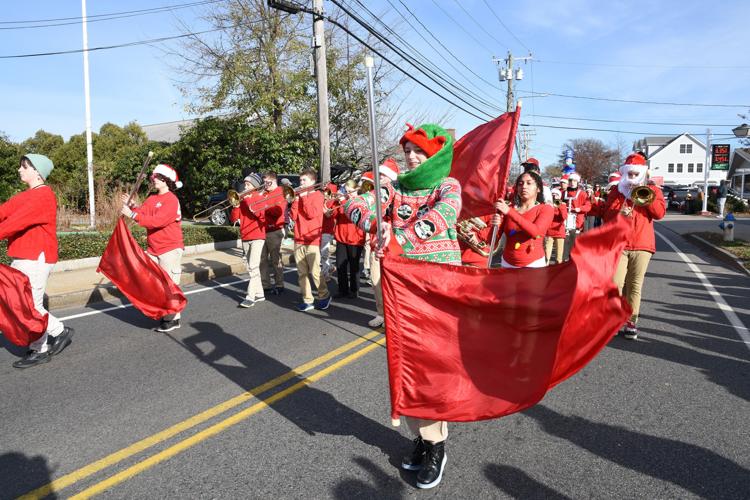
[568,172,581,182]
[360,171,375,185]
[618,153,649,196]
[379,158,400,181]
[326,182,338,194]
[153,164,183,189]
[560,175,569,183]
[551,187,562,199]
[607,171,621,188]
[522,157,540,172]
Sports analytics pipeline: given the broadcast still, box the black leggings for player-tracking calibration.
[336,243,363,294]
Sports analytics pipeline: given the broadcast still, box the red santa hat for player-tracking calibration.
[568,172,581,182]
[550,187,562,199]
[379,158,400,181]
[607,171,621,188]
[153,164,183,189]
[360,171,375,185]
[560,175,569,184]
[618,153,649,196]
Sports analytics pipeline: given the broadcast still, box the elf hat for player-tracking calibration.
[153,164,183,189]
[22,154,54,180]
[399,123,446,157]
[244,173,262,189]
[397,123,454,190]
[568,172,581,182]
[379,158,400,181]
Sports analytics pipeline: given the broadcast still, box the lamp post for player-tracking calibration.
[733,123,750,199]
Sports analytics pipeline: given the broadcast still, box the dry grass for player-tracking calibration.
[694,231,750,269]
[56,178,129,231]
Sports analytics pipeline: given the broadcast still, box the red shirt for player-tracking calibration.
[459,215,495,267]
[322,198,336,235]
[546,203,568,239]
[0,185,58,263]
[602,187,666,253]
[260,186,286,232]
[501,204,554,267]
[230,192,266,241]
[133,191,184,255]
[290,190,324,245]
[333,202,365,246]
[564,188,591,229]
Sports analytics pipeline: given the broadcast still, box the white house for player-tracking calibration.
[728,148,750,199]
[632,133,725,186]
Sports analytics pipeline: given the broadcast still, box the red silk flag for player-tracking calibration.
[0,264,48,346]
[450,105,522,219]
[97,218,187,320]
[381,217,631,422]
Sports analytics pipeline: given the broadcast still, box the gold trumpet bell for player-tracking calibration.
[227,189,241,207]
[631,185,655,206]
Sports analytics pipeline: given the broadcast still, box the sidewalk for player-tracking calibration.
[46,242,295,311]
[656,213,750,240]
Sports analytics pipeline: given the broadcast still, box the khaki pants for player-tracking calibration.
[294,244,329,304]
[261,229,284,289]
[404,417,448,443]
[544,237,565,264]
[370,250,383,316]
[242,239,265,301]
[148,247,183,320]
[613,250,652,323]
[363,234,372,272]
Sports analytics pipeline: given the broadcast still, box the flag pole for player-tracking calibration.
[364,55,383,248]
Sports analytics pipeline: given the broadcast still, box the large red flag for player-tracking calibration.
[381,217,631,422]
[0,264,48,346]
[450,105,522,219]
[97,218,187,320]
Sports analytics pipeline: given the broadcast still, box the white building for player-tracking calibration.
[633,133,726,186]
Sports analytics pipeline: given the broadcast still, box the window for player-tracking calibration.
[688,163,694,173]
[697,163,703,173]
[668,163,674,173]
[677,163,683,173]
[680,144,693,154]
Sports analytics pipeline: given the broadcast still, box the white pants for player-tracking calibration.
[11,253,64,353]
[148,248,183,320]
[500,256,547,269]
[718,197,727,217]
[320,233,334,277]
[242,239,265,300]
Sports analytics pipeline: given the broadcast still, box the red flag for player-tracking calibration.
[450,105,522,219]
[0,264,48,346]
[97,218,187,320]
[381,217,631,422]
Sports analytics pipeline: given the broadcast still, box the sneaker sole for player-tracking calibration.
[401,462,422,471]
[13,355,52,369]
[157,325,181,333]
[624,333,638,340]
[416,454,447,489]
[239,302,255,308]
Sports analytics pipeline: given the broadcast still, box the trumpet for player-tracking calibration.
[247,182,327,209]
[552,199,562,207]
[630,185,655,207]
[192,185,263,222]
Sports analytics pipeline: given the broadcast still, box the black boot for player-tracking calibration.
[416,440,446,489]
[400,436,426,471]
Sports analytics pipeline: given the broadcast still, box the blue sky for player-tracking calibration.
[1,0,749,168]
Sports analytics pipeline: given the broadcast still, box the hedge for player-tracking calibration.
[0,224,240,265]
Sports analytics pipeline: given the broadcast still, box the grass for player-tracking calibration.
[693,231,750,269]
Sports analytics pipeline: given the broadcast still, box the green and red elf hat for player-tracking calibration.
[397,123,454,190]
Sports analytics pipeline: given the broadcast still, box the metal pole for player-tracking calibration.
[312,0,331,183]
[364,56,383,248]
[701,128,711,214]
[82,0,96,228]
[506,51,514,113]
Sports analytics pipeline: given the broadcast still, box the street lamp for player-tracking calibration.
[732,123,750,138]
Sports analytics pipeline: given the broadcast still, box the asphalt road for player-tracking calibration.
[1,228,749,499]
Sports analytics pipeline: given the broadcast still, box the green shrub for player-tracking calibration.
[727,197,748,214]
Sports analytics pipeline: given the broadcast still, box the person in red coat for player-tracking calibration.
[494,171,554,268]
[331,180,365,298]
[602,153,666,339]
[544,188,568,264]
[121,163,185,332]
[562,172,591,259]
[0,154,74,368]
[320,182,338,282]
[258,171,287,295]
[230,174,266,308]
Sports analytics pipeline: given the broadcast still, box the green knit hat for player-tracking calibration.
[397,123,454,190]
[22,154,54,180]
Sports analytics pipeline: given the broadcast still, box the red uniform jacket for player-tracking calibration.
[133,191,184,255]
[501,204,554,267]
[459,215,496,267]
[564,188,591,230]
[261,186,286,232]
[0,185,58,263]
[230,192,266,241]
[322,198,336,235]
[333,202,365,246]
[545,203,568,239]
[290,190,324,245]
[602,186,666,253]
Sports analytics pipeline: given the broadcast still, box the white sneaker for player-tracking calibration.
[368,315,384,328]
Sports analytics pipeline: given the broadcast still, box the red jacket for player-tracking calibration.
[260,186,286,232]
[546,203,568,239]
[459,215,496,267]
[501,204,554,267]
[322,198,336,235]
[564,188,591,230]
[133,191,184,255]
[333,203,365,246]
[602,186,666,253]
[230,192,266,241]
[0,185,58,263]
[291,190,324,245]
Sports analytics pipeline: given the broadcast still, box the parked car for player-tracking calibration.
[667,186,701,212]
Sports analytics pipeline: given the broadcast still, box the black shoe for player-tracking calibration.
[13,350,51,369]
[416,440,446,489]
[48,327,74,356]
[401,436,426,471]
[157,319,181,332]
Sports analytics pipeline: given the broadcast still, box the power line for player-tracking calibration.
[535,59,750,70]
[426,0,493,56]
[480,0,531,53]
[451,0,509,52]
[528,114,739,127]
[520,122,710,136]
[518,90,750,108]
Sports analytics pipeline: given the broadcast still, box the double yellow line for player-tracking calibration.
[20,330,385,500]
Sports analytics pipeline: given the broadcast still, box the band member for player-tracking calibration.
[458,215,497,267]
[521,158,552,203]
[259,171,286,295]
[331,180,365,298]
[291,169,331,311]
[121,164,185,332]
[544,188,568,265]
[359,173,375,284]
[494,171,554,268]
[1,154,74,369]
[346,123,460,489]
[562,173,591,260]
[229,174,266,308]
[320,183,338,282]
[602,153,665,339]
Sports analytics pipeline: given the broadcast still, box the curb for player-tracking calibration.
[684,233,750,277]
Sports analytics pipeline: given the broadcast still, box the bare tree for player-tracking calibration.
[559,138,620,183]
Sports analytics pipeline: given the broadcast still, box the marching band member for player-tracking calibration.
[544,188,568,265]
[458,215,497,267]
[229,174,266,308]
[331,180,365,298]
[562,173,591,260]
[291,169,331,312]
[259,171,286,295]
[346,123,460,489]
[121,164,185,332]
[320,183,338,282]
[494,171,554,269]
[1,154,74,369]
[359,173,375,285]
[602,153,666,339]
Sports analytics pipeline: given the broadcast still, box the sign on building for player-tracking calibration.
[711,144,730,170]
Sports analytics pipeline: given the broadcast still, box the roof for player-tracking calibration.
[642,136,675,146]
[728,147,750,177]
[648,133,705,158]
[141,118,198,143]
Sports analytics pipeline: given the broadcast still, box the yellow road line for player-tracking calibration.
[18,331,383,500]
[69,337,386,499]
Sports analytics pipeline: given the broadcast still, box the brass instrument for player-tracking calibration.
[457,217,490,257]
[630,185,655,207]
[247,182,326,209]
[358,180,375,194]
[553,199,562,207]
[192,185,263,222]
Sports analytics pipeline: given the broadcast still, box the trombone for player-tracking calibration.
[192,185,263,222]
[246,182,327,209]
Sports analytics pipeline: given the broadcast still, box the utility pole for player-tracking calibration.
[701,128,712,214]
[494,52,532,178]
[81,0,96,228]
[312,0,331,183]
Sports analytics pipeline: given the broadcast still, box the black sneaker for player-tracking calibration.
[48,327,74,356]
[401,436,426,471]
[416,440,446,489]
[157,319,181,332]
[13,350,51,369]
